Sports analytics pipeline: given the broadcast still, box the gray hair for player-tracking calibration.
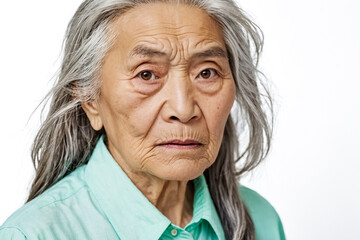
[27,1,272,239]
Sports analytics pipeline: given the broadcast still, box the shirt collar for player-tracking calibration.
[190,174,225,240]
[85,136,224,240]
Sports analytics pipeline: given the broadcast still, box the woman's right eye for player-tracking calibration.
[137,70,156,81]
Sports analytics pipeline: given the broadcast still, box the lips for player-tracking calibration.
[157,140,203,149]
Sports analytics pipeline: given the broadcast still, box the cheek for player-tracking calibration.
[99,85,163,171]
[100,57,161,138]
[201,82,235,137]
[101,80,161,138]
[197,80,235,162]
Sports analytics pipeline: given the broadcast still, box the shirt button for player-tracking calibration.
[171,229,178,237]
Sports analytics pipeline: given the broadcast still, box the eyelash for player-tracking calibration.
[137,70,158,81]
[196,68,219,80]
[136,68,219,81]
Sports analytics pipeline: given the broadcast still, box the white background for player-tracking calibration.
[0,1,359,239]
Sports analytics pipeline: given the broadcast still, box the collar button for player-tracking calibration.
[171,229,178,237]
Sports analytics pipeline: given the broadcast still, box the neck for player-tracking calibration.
[121,168,195,228]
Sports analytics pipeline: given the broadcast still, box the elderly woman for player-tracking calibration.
[0,0,285,239]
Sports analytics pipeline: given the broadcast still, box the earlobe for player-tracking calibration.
[81,101,103,131]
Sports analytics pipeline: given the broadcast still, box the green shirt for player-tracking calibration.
[0,137,285,239]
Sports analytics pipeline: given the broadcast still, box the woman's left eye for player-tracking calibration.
[137,70,157,81]
[197,68,218,80]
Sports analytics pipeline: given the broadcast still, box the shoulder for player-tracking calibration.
[239,185,286,240]
[0,166,93,238]
[238,185,279,218]
[0,227,27,239]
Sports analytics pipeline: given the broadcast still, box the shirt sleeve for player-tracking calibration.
[0,227,28,240]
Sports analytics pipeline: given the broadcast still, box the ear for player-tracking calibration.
[81,101,103,131]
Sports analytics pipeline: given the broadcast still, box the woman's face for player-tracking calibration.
[83,3,236,181]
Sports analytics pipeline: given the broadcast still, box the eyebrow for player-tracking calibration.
[130,45,227,59]
[130,45,167,57]
[191,46,228,59]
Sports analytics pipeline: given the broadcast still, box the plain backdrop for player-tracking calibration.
[1,1,359,239]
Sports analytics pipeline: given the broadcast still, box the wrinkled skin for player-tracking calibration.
[82,2,235,227]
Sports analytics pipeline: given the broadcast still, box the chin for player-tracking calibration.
[150,159,212,181]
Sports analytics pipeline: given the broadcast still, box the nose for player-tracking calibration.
[161,74,201,123]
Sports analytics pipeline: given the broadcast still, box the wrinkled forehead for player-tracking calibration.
[106,2,226,60]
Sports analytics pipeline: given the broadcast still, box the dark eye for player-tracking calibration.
[138,71,156,81]
[197,69,217,80]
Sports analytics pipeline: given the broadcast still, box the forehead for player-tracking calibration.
[108,2,226,57]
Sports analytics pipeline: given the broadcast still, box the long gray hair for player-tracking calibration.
[27,1,272,239]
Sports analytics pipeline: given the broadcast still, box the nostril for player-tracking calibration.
[169,115,198,122]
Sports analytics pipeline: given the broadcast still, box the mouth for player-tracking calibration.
[157,140,204,149]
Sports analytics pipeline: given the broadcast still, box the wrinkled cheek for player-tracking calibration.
[122,101,161,139]
[207,105,231,139]
[120,133,154,166]
[206,102,234,161]
[215,96,235,136]
[206,132,224,163]
[109,107,149,140]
